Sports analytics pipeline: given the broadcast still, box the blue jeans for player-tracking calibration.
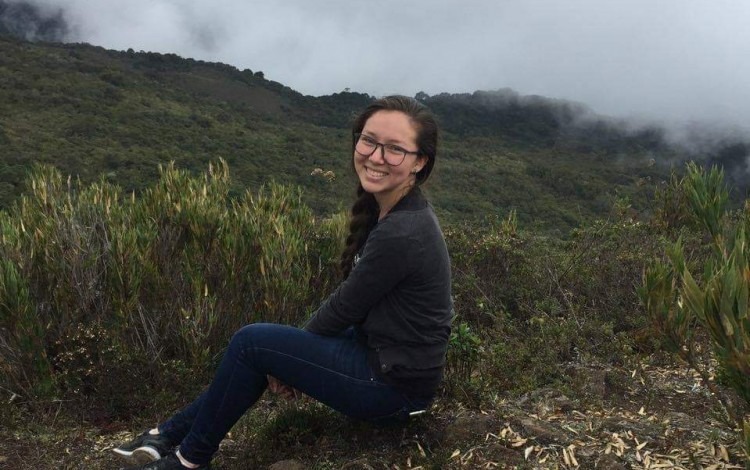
[157,324,430,465]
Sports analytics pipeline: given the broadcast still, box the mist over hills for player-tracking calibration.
[0,0,67,42]
[1,0,746,162]
[1,27,749,232]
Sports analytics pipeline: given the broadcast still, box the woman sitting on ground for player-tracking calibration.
[113,95,453,470]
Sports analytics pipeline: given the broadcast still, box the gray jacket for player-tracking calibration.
[304,188,452,397]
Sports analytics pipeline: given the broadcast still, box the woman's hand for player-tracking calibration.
[267,375,300,400]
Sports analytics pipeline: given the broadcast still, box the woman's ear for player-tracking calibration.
[413,155,428,174]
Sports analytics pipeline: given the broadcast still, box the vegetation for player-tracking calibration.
[0,35,692,233]
[1,161,747,467]
[0,164,606,395]
[641,163,750,459]
[0,162,342,409]
[0,34,748,467]
[0,160,727,405]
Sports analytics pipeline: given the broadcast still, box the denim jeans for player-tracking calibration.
[157,323,430,465]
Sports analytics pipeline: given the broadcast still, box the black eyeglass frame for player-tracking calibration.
[353,133,421,167]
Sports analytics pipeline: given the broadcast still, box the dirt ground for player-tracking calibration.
[1,360,748,469]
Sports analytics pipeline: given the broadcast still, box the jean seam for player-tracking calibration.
[254,346,385,388]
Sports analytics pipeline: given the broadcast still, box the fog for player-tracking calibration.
[6,0,750,131]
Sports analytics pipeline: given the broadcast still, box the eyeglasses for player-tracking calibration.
[353,133,420,167]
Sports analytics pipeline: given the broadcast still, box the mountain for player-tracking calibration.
[0,35,745,232]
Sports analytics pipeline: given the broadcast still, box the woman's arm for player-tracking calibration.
[304,223,416,336]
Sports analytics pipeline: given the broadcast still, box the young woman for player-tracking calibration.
[114,95,453,470]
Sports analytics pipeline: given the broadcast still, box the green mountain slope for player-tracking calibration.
[0,36,676,231]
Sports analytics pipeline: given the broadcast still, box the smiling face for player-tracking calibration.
[354,110,427,218]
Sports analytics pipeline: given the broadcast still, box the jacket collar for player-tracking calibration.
[389,187,427,214]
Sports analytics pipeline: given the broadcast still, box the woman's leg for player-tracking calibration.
[174,323,414,466]
[156,390,208,446]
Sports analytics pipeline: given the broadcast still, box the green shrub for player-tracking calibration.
[445,320,482,396]
[640,163,749,459]
[1,158,708,420]
[442,207,663,398]
[484,317,575,394]
[0,251,53,397]
[445,211,537,327]
[562,218,660,336]
[0,161,345,410]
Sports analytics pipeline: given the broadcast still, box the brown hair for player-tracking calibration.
[339,95,439,278]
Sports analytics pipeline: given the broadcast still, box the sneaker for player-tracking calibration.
[113,430,175,465]
[123,453,210,469]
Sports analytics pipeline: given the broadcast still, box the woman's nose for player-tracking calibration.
[368,144,387,164]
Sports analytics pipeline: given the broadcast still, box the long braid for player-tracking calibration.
[340,185,378,279]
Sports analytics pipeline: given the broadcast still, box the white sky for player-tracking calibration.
[24,0,750,129]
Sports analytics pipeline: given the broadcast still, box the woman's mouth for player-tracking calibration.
[365,167,388,178]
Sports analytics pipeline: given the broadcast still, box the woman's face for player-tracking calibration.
[354,110,427,214]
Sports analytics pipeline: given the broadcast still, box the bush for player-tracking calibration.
[441,202,676,398]
[1,159,708,419]
[641,164,749,457]
[445,211,537,326]
[0,161,345,411]
[444,320,482,398]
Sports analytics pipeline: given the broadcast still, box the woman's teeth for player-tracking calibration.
[366,167,387,177]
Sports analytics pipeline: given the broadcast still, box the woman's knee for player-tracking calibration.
[228,323,266,358]
[229,323,291,355]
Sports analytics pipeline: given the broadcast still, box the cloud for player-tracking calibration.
[11,0,750,130]
[0,0,68,41]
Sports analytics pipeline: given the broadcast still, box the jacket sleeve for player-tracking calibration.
[304,221,414,336]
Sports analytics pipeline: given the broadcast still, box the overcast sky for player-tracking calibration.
[22,0,750,129]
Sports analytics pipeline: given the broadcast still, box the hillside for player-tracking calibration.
[0,35,688,232]
[2,31,749,236]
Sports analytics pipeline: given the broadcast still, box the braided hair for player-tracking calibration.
[339,95,439,279]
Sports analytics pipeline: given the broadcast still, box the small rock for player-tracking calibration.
[484,443,525,465]
[269,459,306,470]
[572,444,600,468]
[565,365,607,400]
[518,387,575,415]
[514,417,575,445]
[340,458,375,469]
[597,416,664,440]
[595,452,627,469]
[663,411,705,431]
[442,413,496,448]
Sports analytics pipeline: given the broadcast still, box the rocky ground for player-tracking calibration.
[1,361,748,469]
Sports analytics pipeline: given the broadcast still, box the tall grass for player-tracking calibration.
[0,161,343,401]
